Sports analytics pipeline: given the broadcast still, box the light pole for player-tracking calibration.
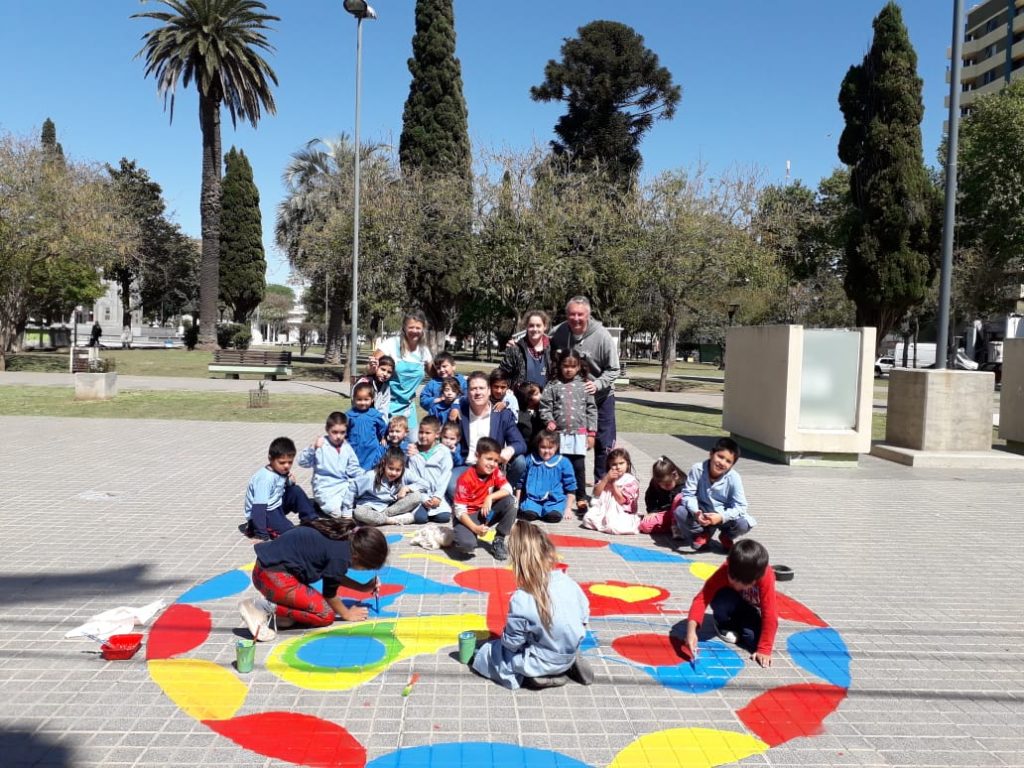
[935,0,964,369]
[343,0,377,384]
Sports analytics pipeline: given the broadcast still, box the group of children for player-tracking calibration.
[237,358,779,689]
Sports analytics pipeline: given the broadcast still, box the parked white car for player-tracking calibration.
[874,356,895,377]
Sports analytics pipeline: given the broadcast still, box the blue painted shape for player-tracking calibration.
[370,565,471,596]
[366,742,593,768]
[579,630,599,652]
[386,534,403,544]
[296,635,387,669]
[609,542,692,564]
[176,569,250,604]
[601,640,742,694]
[788,627,851,688]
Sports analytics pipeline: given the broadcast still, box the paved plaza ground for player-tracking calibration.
[1,381,1023,767]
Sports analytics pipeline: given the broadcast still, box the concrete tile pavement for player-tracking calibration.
[0,411,1021,767]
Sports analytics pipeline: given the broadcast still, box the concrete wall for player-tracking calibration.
[723,325,875,461]
[886,369,994,451]
[999,338,1024,452]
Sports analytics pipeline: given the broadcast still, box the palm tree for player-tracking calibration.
[134,0,278,349]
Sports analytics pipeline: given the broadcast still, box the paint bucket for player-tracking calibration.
[236,638,256,673]
[458,630,477,665]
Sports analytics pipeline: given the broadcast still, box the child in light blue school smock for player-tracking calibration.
[350,447,423,527]
[406,416,454,523]
[471,522,594,690]
[298,411,363,518]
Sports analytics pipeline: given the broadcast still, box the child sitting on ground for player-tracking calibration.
[241,437,317,540]
[452,437,516,560]
[517,430,577,523]
[471,521,593,689]
[638,456,685,535]
[347,381,387,470]
[239,518,388,641]
[406,416,454,523]
[581,448,641,535]
[427,376,462,424]
[350,447,423,526]
[356,354,394,415]
[677,437,754,552]
[684,538,777,668]
[386,415,412,454]
[298,412,363,519]
[440,421,464,467]
[419,352,466,411]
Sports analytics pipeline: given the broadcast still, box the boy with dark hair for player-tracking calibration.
[357,354,394,415]
[451,437,516,560]
[347,381,387,470]
[242,436,316,540]
[419,352,466,411]
[684,539,777,668]
[676,436,754,552]
[487,367,519,417]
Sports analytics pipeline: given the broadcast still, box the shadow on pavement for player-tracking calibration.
[0,564,182,605]
[0,729,73,768]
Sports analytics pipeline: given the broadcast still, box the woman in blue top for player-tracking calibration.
[373,310,433,432]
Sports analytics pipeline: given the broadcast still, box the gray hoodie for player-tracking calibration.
[549,319,621,404]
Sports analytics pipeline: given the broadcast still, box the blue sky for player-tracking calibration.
[1,1,955,284]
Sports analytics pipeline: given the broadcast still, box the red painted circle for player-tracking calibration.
[611,633,691,666]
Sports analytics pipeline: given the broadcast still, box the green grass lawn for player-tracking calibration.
[0,384,895,440]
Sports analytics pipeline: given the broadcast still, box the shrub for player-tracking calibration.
[232,328,252,350]
[217,322,249,349]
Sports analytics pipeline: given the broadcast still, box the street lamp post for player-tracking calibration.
[343,0,377,384]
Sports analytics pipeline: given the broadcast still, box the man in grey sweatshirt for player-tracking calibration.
[549,296,621,487]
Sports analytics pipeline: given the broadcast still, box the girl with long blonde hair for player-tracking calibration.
[470,522,594,689]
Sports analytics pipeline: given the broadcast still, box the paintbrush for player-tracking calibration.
[401,673,420,697]
[373,577,380,614]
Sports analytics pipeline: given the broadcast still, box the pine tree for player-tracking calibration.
[530,20,680,187]
[399,0,472,348]
[399,0,470,179]
[219,147,266,322]
[40,117,65,159]
[838,2,938,345]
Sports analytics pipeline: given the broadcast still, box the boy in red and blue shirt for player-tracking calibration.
[452,437,516,561]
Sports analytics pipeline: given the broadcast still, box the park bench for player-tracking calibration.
[208,349,293,380]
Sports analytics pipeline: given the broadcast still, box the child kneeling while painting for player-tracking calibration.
[471,521,594,689]
[239,518,388,642]
[684,538,777,668]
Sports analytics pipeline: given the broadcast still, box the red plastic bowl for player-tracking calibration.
[100,633,143,660]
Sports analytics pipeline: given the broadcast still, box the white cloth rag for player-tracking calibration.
[64,599,166,641]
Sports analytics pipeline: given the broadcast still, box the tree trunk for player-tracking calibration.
[323,288,345,365]
[197,94,223,350]
[658,312,677,393]
[118,269,133,329]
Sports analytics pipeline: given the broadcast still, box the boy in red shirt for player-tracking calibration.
[452,437,516,560]
[684,539,778,668]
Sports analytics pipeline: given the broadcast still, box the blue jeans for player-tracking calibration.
[710,587,762,654]
[675,507,752,544]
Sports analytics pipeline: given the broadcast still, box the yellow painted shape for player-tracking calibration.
[478,528,496,543]
[147,658,247,721]
[239,561,255,572]
[609,728,768,768]
[590,584,662,603]
[266,613,489,691]
[689,562,719,581]
[399,552,474,571]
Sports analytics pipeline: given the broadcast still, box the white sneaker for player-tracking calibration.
[239,598,277,642]
[712,617,737,644]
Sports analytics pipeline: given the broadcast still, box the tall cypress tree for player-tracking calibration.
[838,2,938,345]
[40,117,65,159]
[219,147,266,322]
[399,0,472,347]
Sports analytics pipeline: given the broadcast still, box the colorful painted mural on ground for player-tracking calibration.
[142,532,851,767]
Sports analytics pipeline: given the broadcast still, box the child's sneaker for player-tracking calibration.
[690,534,709,551]
[567,653,595,685]
[713,618,738,644]
[239,598,277,642]
[670,519,685,541]
[718,532,734,552]
[389,513,415,526]
[491,535,509,561]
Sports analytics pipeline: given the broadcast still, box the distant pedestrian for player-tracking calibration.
[90,322,102,348]
[120,326,132,349]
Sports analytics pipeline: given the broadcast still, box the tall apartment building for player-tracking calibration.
[952,0,1024,111]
